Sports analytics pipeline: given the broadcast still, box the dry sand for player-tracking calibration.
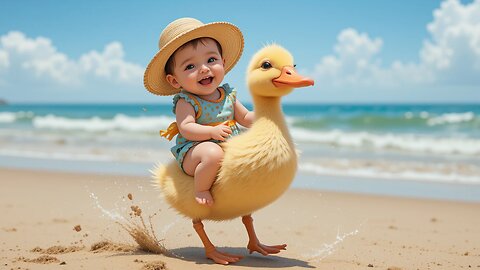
[0,167,479,269]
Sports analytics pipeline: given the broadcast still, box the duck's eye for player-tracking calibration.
[294,64,297,68]
[261,61,272,70]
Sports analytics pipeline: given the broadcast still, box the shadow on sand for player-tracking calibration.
[170,246,315,268]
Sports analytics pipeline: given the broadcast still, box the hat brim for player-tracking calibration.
[144,22,244,96]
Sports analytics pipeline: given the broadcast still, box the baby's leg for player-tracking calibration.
[182,142,224,206]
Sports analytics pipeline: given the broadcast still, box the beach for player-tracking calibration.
[1,167,479,270]
[1,103,480,269]
[2,0,480,268]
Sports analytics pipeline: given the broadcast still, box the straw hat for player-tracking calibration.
[144,18,244,96]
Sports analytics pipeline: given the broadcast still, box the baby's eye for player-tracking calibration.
[185,64,195,70]
[207,57,217,63]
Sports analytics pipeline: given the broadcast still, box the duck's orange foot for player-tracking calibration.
[247,241,287,256]
[206,248,243,265]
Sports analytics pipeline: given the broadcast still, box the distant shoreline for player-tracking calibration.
[2,101,480,106]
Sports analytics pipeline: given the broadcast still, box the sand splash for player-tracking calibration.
[117,207,169,255]
[304,223,364,262]
[89,192,126,222]
[90,192,170,256]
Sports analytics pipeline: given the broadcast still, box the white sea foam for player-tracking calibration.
[0,112,17,123]
[5,111,480,156]
[420,111,430,119]
[291,128,480,155]
[285,116,297,125]
[299,162,480,185]
[33,114,175,132]
[0,111,35,123]
[427,112,475,126]
[0,148,116,161]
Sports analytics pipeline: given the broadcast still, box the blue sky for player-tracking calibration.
[0,0,478,103]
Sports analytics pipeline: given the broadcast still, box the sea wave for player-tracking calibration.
[33,114,175,132]
[3,111,480,155]
[291,128,480,155]
[299,162,480,185]
[0,111,35,123]
[0,148,115,161]
[3,110,478,131]
[290,111,478,130]
[0,112,16,123]
[427,112,475,126]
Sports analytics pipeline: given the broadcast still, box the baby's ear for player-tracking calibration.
[222,58,226,67]
[166,74,181,89]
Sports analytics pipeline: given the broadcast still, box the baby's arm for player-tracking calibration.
[234,100,255,128]
[176,99,232,141]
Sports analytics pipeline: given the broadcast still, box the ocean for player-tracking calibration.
[1,103,479,201]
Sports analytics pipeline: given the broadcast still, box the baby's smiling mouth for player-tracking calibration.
[198,76,214,85]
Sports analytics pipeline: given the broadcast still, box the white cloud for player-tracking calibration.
[311,0,480,93]
[334,28,382,62]
[0,32,79,84]
[79,42,143,83]
[0,31,143,87]
[421,0,480,83]
[313,28,387,87]
[0,49,9,69]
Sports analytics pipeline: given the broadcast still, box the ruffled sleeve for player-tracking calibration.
[172,91,200,115]
[221,83,237,104]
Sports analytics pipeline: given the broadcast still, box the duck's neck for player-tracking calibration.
[252,95,292,142]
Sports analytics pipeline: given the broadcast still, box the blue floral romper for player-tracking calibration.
[171,83,240,172]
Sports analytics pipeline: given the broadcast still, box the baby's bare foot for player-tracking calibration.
[195,190,214,206]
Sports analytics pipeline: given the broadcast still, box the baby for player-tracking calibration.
[144,18,254,206]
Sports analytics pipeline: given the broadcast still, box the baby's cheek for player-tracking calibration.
[218,64,226,72]
[187,73,198,81]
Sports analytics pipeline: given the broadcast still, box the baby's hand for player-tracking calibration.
[209,121,232,141]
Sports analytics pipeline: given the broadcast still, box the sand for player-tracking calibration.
[0,167,479,269]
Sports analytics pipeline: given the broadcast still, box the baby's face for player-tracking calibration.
[166,39,225,97]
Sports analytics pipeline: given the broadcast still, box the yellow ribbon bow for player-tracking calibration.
[159,122,179,141]
[159,120,237,141]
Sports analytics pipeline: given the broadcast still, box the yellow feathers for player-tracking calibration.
[152,45,313,221]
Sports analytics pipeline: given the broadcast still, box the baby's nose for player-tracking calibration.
[199,64,210,72]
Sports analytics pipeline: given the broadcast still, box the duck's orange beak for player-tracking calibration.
[272,66,315,88]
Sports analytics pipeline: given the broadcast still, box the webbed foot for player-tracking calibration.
[242,215,287,256]
[193,219,243,265]
[205,247,243,265]
[247,241,287,255]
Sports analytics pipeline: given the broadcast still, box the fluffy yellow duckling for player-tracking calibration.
[152,44,314,264]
